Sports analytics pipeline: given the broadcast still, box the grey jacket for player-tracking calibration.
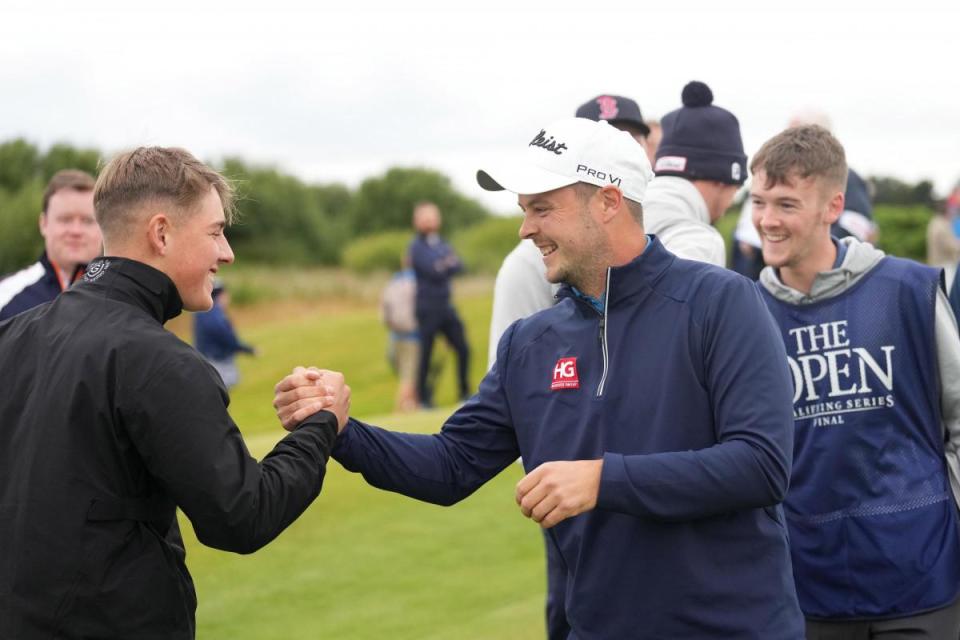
[642,176,726,268]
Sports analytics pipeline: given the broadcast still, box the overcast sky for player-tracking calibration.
[2,0,957,213]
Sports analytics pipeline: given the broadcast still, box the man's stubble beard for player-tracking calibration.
[558,207,612,296]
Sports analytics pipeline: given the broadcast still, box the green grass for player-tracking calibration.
[200,289,494,432]
[174,282,547,638]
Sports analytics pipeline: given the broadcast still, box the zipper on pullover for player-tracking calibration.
[596,268,611,397]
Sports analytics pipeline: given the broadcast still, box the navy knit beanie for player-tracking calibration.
[654,81,746,185]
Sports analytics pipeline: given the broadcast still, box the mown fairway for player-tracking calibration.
[169,281,547,639]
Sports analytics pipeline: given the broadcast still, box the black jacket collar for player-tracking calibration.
[557,235,675,309]
[80,257,183,324]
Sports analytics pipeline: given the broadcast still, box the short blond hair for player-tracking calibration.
[94,147,234,239]
[750,125,847,195]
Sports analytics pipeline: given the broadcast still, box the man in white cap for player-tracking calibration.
[487,82,742,368]
[487,94,656,369]
[275,117,804,638]
[486,90,748,635]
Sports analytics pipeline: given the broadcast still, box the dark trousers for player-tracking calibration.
[415,304,470,406]
[805,596,960,640]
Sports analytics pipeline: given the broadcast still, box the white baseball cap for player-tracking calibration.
[476,117,654,203]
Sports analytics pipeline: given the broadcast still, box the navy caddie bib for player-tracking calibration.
[760,257,960,619]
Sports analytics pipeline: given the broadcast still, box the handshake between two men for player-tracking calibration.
[272,366,604,530]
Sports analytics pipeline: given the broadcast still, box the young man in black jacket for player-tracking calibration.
[0,146,348,639]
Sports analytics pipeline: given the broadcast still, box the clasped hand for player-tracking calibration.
[273,366,351,432]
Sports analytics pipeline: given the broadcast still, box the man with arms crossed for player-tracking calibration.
[278,118,804,638]
[0,147,349,639]
[409,201,471,407]
[0,169,102,321]
[752,125,960,638]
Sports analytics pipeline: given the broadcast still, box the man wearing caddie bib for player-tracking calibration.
[752,124,960,638]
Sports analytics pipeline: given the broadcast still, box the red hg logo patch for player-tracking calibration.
[551,357,580,390]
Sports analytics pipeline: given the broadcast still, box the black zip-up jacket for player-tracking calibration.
[0,257,338,639]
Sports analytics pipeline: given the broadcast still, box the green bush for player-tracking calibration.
[0,139,502,271]
[0,139,40,192]
[341,230,413,274]
[873,205,934,262]
[39,143,102,182]
[347,167,490,236]
[222,159,350,266]
[452,215,523,274]
[0,180,45,274]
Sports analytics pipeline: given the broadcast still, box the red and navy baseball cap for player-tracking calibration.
[575,95,650,137]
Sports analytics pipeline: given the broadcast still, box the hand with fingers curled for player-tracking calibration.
[273,366,351,433]
[515,459,603,529]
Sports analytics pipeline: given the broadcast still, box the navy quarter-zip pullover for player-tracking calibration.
[334,236,803,638]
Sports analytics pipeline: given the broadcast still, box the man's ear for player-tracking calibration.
[598,186,624,223]
[38,212,48,238]
[824,189,845,225]
[146,213,172,256]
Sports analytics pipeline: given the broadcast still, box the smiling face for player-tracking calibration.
[517,184,610,294]
[163,186,234,312]
[751,169,842,273]
[40,188,101,275]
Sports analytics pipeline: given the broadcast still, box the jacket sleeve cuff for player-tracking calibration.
[293,410,339,457]
[330,418,360,461]
[596,451,630,513]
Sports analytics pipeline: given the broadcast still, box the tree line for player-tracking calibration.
[0,139,491,274]
[0,139,943,276]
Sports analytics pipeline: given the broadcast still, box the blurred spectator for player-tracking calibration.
[928,182,960,270]
[0,170,101,321]
[838,169,877,242]
[194,281,255,390]
[576,94,656,165]
[409,201,470,407]
[487,239,560,367]
[645,119,662,164]
[732,210,766,279]
[946,181,960,218]
[951,263,960,327]
[382,258,420,412]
